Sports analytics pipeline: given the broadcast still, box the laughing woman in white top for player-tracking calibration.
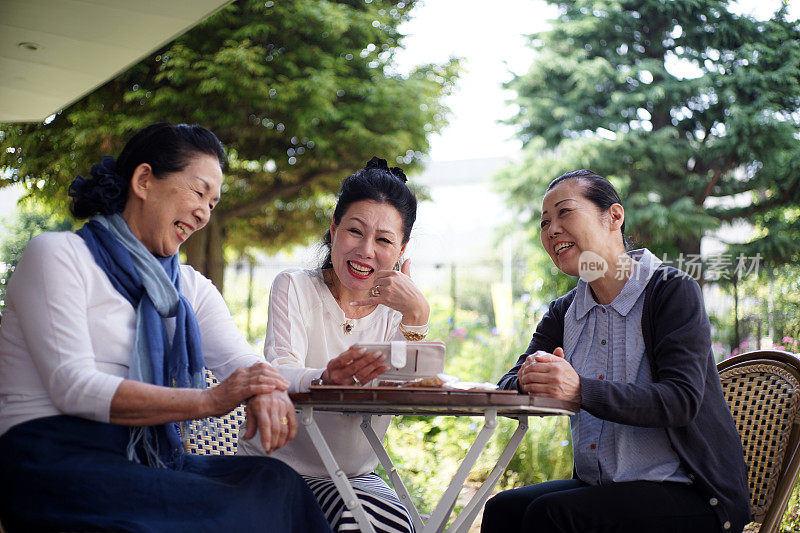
[239,157,430,533]
[0,123,329,532]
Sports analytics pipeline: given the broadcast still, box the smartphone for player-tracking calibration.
[355,341,445,380]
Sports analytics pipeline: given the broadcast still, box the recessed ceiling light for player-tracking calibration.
[18,42,41,51]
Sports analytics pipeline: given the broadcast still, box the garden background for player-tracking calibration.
[2,0,800,530]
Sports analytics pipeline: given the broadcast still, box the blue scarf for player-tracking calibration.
[77,214,205,466]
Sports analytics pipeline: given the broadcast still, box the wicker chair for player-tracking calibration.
[718,350,800,533]
[184,370,246,455]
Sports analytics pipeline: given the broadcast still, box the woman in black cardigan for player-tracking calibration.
[482,170,749,533]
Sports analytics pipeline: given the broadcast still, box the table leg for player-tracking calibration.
[425,409,499,533]
[448,416,529,532]
[300,406,377,533]
[360,414,425,531]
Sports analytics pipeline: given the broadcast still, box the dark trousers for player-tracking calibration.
[481,479,720,533]
[0,415,332,533]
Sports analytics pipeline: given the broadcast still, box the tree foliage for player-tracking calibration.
[0,0,458,290]
[498,0,800,266]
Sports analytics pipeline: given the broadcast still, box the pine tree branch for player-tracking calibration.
[707,196,786,221]
[699,160,739,204]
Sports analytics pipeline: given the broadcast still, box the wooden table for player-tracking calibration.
[290,387,578,533]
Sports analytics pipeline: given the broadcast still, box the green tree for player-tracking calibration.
[0,0,458,290]
[498,0,800,266]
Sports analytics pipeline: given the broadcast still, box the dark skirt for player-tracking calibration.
[0,415,331,533]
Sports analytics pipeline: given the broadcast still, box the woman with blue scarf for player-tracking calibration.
[0,123,330,532]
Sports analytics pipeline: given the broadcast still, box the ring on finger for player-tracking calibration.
[279,417,288,425]
[370,286,381,297]
[352,375,362,386]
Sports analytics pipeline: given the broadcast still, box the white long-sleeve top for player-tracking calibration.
[238,268,426,477]
[0,232,263,437]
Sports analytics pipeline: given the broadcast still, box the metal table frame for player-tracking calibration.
[291,388,577,533]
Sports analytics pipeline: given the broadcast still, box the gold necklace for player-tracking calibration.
[323,269,357,334]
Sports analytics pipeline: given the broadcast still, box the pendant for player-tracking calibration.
[342,321,354,334]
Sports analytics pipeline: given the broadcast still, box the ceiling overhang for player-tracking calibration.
[0,0,233,123]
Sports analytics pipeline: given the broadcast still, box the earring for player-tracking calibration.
[394,261,400,271]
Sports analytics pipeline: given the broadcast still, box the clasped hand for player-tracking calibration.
[205,362,297,453]
[517,347,581,404]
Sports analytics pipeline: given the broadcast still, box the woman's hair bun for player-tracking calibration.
[365,156,407,183]
[68,155,128,218]
[365,156,389,171]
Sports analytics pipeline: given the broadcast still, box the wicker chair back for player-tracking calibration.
[718,350,800,533]
[184,370,246,456]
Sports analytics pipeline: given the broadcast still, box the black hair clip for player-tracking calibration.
[389,166,407,183]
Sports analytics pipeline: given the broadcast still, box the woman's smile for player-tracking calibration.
[554,241,575,256]
[174,221,194,243]
[346,260,374,279]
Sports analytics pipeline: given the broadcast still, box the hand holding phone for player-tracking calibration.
[321,346,388,386]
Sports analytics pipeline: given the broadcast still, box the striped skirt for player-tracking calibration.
[303,473,415,533]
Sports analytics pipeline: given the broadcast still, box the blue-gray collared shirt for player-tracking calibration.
[565,248,690,485]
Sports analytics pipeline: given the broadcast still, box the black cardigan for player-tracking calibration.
[499,266,751,533]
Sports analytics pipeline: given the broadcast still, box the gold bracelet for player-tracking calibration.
[399,323,428,341]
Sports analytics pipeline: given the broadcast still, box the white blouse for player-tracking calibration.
[0,232,263,437]
[238,268,427,477]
